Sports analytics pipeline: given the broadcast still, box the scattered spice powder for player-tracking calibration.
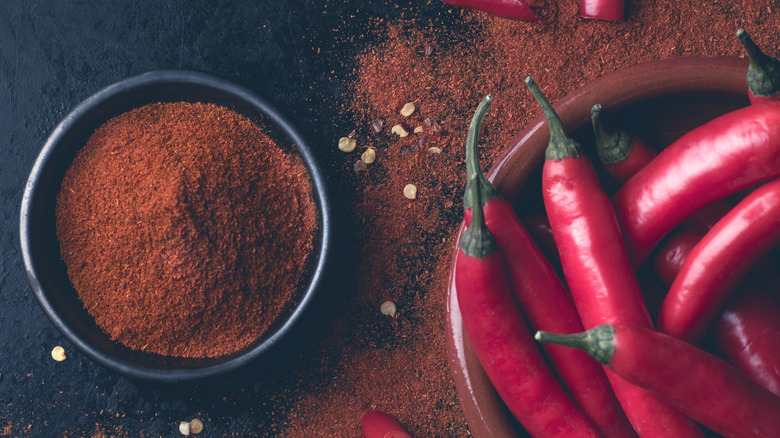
[279,1,780,436]
[56,102,318,358]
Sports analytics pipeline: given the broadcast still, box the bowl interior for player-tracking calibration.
[21,71,329,381]
[446,56,750,437]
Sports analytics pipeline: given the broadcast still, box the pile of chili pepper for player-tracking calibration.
[453,29,780,438]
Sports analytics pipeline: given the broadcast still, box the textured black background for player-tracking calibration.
[0,1,457,436]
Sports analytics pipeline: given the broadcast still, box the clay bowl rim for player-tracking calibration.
[445,55,749,437]
[19,70,332,383]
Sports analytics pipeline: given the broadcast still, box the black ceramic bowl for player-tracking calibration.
[20,70,331,383]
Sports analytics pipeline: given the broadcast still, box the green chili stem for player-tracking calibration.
[737,28,769,69]
[535,325,617,365]
[591,104,633,165]
[460,98,498,259]
[525,76,582,160]
[463,95,500,211]
[737,28,780,98]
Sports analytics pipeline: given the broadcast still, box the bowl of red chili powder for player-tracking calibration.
[446,56,750,436]
[20,70,331,382]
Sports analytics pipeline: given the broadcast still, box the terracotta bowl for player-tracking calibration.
[445,56,750,436]
[20,71,332,383]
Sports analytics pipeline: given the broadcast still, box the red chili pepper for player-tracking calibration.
[591,105,733,233]
[463,96,634,438]
[658,177,780,343]
[713,284,780,397]
[361,409,412,438]
[518,213,668,324]
[526,77,704,438]
[455,112,601,437]
[440,0,543,21]
[591,104,657,183]
[589,114,712,318]
[578,0,624,21]
[651,228,780,395]
[737,28,780,104]
[536,324,780,438]
[610,100,780,268]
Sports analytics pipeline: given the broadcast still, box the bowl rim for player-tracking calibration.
[19,69,332,382]
[445,55,750,437]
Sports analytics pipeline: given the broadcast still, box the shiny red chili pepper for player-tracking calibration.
[455,155,601,437]
[591,105,734,232]
[737,28,780,104]
[579,0,624,22]
[593,104,780,394]
[652,229,780,395]
[536,324,780,438]
[440,0,543,21]
[361,409,412,438]
[518,211,675,322]
[589,114,712,318]
[463,96,634,438]
[527,77,704,438]
[610,100,780,268]
[658,177,780,343]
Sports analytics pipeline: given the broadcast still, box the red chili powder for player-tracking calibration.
[278,2,780,437]
[56,102,318,358]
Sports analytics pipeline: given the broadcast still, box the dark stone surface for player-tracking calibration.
[0,0,453,435]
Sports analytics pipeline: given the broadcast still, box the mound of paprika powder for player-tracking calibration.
[55,101,318,358]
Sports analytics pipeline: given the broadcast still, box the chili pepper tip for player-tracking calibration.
[736,28,780,100]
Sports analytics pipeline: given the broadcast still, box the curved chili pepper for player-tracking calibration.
[610,100,780,268]
[652,228,780,395]
[440,0,543,21]
[658,177,780,343]
[463,96,634,438]
[361,409,412,438]
[455,145,601,437]
[591,105,735,233]
[578,0,624,21]
[736,28,780,104]
[527,77,704,438]
[536,324,780,438]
